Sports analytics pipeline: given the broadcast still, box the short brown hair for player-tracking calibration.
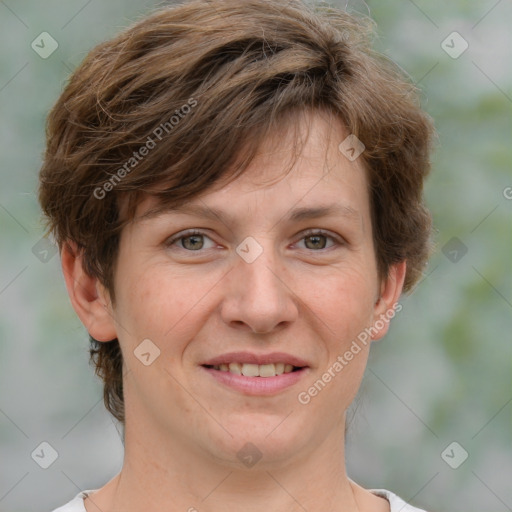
[38,0,435,424]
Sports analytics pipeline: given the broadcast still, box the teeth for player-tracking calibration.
[228,362,241,374]
[259,363,276,377]
[242,363,259,377]
[211,362,298,377]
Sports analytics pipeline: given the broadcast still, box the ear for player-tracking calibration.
[370,260,407,342]
[60,241,117,342]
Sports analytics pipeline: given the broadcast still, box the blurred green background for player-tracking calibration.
[0,1,511,511]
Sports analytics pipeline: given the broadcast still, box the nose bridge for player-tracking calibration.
[236,235,284,300]
[221,235,297,333]
[242,242,278,287]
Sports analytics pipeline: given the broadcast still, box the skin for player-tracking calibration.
[62,109,406,512]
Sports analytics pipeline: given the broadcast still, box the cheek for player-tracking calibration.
[112,263,208,417]
[298,264,377,341]
[295,265,376,404]
[113,261,216,350]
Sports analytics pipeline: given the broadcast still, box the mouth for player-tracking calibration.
[200,352,310,395]
[202,362,303,377]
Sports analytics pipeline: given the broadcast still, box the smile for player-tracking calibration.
[205,362,300,377]
[200,352,309,395]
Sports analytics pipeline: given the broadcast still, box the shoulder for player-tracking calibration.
[370,488,429,512]
[52,487,427,512]
[50,489,97,512]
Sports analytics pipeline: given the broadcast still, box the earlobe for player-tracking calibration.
[60,241,117,342]
[371,260,407,342]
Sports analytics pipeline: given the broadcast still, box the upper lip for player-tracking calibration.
[201,352,310,367]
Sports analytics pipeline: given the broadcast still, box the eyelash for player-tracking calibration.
[165,229,343,252]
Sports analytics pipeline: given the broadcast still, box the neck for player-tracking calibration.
[86,415,366,512]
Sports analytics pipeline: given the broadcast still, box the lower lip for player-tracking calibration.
[201,366,308,395]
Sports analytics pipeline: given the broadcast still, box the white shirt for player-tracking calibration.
[51,488,428,511]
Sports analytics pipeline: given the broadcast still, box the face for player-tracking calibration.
[98,110,403,468]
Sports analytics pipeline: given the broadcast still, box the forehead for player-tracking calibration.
[132,109,369,223]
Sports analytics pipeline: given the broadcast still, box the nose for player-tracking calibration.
[219,242,299,334]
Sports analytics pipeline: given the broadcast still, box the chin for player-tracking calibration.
[202,414,310,468]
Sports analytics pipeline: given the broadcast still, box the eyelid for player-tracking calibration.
[299,228,342,240]
[165,228,344,251]
[294,228,344,249]
[165,229,216,248]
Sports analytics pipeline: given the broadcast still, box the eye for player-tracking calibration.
[166,230,216,251]
[295,229,341,251]
[165,228,343,253]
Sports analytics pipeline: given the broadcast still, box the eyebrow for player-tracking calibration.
[140,202,360,225]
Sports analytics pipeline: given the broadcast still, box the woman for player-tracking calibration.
[39,0,435,510]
